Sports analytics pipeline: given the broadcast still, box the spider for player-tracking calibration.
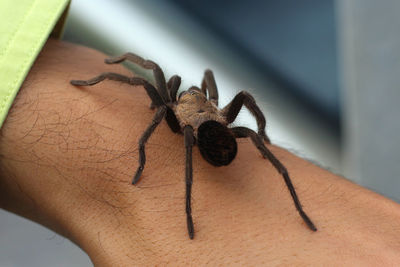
[70,52,317,239]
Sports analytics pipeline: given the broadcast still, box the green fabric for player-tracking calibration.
[0,0,70,128]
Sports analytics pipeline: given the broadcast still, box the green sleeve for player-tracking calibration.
[0,0,70,128]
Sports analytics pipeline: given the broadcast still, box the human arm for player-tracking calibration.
[1,39,400,266]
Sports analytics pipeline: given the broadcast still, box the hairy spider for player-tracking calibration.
[70,53,317,239]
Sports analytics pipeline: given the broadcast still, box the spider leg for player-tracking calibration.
[201,69,219,105]
[162,75,182,133]
[165,108,181,133]
[105,53,171,103]
[184,125,195,239]
[71,72,131,86]
[71,72,165,107]
[231,126,317,232]
[167,75,181,103]
[150,75,181,109]
[132,106,167,184]
[222,91,271,144]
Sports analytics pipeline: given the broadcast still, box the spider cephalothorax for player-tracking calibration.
[71,53,317,239]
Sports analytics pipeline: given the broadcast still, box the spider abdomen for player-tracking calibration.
[197,120,237,166]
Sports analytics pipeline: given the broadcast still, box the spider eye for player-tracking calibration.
[190,91,197,95]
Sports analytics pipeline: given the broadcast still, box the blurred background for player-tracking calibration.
[1,0,399,266]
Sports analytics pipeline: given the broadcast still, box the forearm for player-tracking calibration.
[1,39,400,266]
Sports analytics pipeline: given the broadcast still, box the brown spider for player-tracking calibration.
[70,53,317,239]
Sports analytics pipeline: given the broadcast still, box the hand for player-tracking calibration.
[1,39,399,266]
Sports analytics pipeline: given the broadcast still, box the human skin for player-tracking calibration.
[0,39,400,266]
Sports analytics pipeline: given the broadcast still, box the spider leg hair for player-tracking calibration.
[105,53,171,103]
[132,106,167,185]
[184,125,195,239]
[70,72,165,107]
[201,69,219,105]
[231,126,317,232]
[223,91,271,144]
